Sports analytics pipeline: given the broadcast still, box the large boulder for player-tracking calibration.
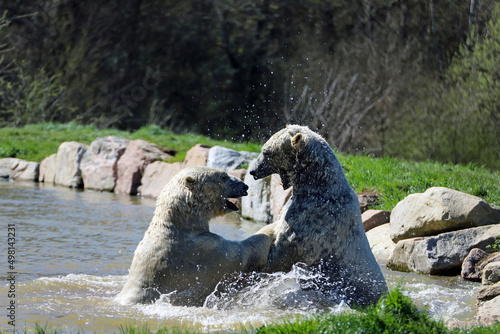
[54,142,88,188]
[241,159,293,223]
[115,139,172,195]
[39,154,57,183]
[0,158,39,181]
[80,136,129,191]
[269,174,293,221]
[461,248,500,281]
[366,223,396,263]
[241,159,272,222]
[390,187,500,243]
[138,161,184,199]
[0,158,15,178]
[206,146,257,171]
[183,144,210,167]
[10,159,39,181]
[386,224,500,275]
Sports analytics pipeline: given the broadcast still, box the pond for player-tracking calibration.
[0,180,481,333]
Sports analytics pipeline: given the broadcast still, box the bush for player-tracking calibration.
[388,4,500,170]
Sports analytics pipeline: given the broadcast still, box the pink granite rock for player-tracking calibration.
[184,144,211,167]
[115,139,172,195]
[39,154,57,183]
[138,161,184,199]
[80,136,129,191]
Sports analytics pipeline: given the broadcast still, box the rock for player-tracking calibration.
[366,223,396,263]
[184,144,210,167]
[362,210,391,232]
[10,159,39,181]
[477,295,500,326]
[0,158,39,181]
[227,169,248,209]
[115,139,172,195]
[80,136,129,192]
[228,169,247,181]
[54,142,87,188]
[390,187,500,243]
[39,154,57,183]
[138,161,184,199]
[206,146,257,171]
[0,158,19,178]
[0,158,16,178]
[478,282,500,305]
[386,237,425,273]
[461,249,500,281]
[482,261,500,286]
[387,225,500,275]
[357,192,379,213]
[241,167,272,222]
[270,175,293,221]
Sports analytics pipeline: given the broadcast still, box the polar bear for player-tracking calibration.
[249,125,387,307]
[115,167,274,306]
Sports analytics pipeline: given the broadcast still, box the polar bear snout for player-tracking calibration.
[249,154,275,180]
[227,176,249,198]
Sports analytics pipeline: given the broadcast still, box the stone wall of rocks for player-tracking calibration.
[363,186,500,326]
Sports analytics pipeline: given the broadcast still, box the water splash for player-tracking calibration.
[204,263,348,312]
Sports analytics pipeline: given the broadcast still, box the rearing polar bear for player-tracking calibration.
[249,125,388,307]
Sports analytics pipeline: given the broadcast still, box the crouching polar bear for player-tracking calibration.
[249,125,388,307]
[115,167,275,306]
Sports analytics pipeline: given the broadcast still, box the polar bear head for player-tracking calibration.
[155,167,249,231]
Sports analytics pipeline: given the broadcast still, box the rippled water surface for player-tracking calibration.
[0,180,480,333]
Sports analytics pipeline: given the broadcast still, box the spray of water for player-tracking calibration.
[203,263,349,312]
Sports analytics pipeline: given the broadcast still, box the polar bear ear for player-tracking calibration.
[184,176,196,190]
[291,133,303,150]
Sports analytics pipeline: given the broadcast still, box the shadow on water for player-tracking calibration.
[0,180,481,333]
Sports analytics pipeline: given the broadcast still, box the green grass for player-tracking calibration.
[0,122,499,210]
[254,289,500,334]
[339,154,500,210]
[0,122,261,163]
[5,290,499,334]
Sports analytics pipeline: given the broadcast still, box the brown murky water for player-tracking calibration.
[0,180,480,333]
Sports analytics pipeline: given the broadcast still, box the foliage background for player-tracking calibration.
[0,0,499,169]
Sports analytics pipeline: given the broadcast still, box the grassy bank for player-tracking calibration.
[0,122,261,163]
[8,290,500,334]
[1,123,499,210]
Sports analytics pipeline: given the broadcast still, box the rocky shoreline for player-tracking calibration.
[1,135,499,326]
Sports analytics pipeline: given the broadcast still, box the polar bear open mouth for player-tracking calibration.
[225,199,240,211]
[225,188,247,211]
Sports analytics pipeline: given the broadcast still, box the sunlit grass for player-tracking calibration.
[339,154,500,210]
[254,289,500,334]
[0,122,260,163]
